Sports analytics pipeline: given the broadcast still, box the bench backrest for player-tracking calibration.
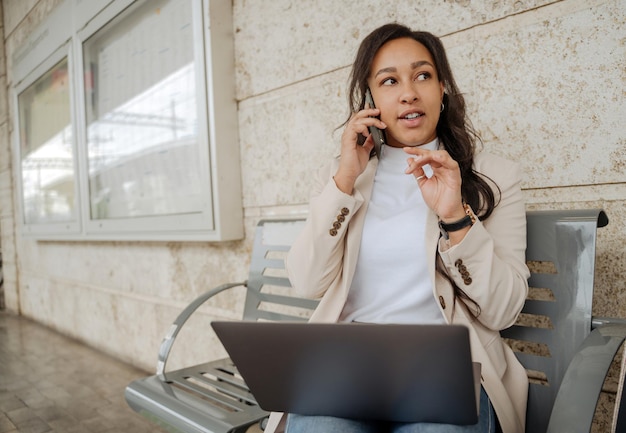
[501,209,608,433]
[243,210,608,433]
[242,219,317,322]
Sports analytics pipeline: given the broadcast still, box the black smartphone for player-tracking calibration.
[364,88,385,157]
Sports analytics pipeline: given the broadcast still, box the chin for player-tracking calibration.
[388,132,436,148]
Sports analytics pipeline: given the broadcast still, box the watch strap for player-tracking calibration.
[438,204,476,240]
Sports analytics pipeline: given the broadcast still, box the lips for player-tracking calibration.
[399,109,424,120]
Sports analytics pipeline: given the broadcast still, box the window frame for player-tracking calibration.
[11,0,243,242]
[13,42,82,237]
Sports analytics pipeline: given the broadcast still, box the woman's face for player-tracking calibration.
[367,37,445,148]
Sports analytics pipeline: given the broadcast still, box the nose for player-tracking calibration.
[400,83,419,103]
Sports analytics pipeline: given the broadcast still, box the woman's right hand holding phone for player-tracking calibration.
[334,108,385,195]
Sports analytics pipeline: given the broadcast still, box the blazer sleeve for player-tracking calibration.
[285,159,365,299]
[438,153,530,331]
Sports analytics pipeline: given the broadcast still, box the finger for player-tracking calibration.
[344,110,386,148]
[403,148,455,169]
[353,107,380,119]
[405,160,425,177]
[412,165,429,186]
[402,146,430,157]
[428,151,459,171]
[361,106,380,116]
[343,117,370,141]
[361,133,376,152]
[354,118,387,137]
[405,158,434,179]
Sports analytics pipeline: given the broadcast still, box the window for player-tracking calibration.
[12,0,242,241]
[17,52,77,229]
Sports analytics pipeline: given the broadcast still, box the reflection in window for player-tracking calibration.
[83,0,204,220]
[18,57,76,224]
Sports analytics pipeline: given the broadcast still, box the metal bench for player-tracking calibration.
[125,210,626,433]
[125,219,315,433]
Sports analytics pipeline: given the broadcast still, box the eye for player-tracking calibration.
[381,77,397,86]
[416,72,431,81]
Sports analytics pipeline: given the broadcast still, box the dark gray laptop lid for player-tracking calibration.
[211,321,479,425]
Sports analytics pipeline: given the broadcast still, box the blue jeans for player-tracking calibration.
[285,387,496,433]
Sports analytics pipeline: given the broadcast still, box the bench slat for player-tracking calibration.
[519,299,559,319]
[501,324,553,345]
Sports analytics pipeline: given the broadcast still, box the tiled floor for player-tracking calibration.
[0,312,167,433]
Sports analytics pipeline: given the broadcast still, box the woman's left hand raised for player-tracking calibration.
[403,147,466,222]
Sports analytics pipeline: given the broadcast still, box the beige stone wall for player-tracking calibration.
[0,0,624,428]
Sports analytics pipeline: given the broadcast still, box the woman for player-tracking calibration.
[267,23,529,433]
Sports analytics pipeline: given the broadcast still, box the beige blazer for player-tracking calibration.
[266,152,530,433]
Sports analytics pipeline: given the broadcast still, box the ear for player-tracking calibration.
[439,81,445,100]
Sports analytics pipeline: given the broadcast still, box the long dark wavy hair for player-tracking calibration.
[346,23,502,316]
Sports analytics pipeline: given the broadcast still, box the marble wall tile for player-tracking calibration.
[0,170,14,218]
[458,1,625,188]
[0,215,16,260]
[395,0,559,32]
[0,75,7,122]
[0,123,11,171]
[15,237,250,304]
[233,0,395,100]
[233,0,559,100]
[1,0,39,37]
[0,238,16,281]
[2,0,62,82]
[16,271,242,370]
[238,70,348,208]
[2,280,19,310]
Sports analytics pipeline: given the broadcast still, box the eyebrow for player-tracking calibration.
[374,60,434,78]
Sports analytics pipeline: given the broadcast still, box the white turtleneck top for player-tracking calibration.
[339,139,446,324]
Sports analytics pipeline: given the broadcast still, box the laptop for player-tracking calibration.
[211,321,480,425]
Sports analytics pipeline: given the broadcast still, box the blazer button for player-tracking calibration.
[341,207,350,216]
[333,221,341,229]
[329,228,338,236]
[455,259,463,267]
[438,296,446,309]
[337,214,346,223]
[463,277,472,285]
